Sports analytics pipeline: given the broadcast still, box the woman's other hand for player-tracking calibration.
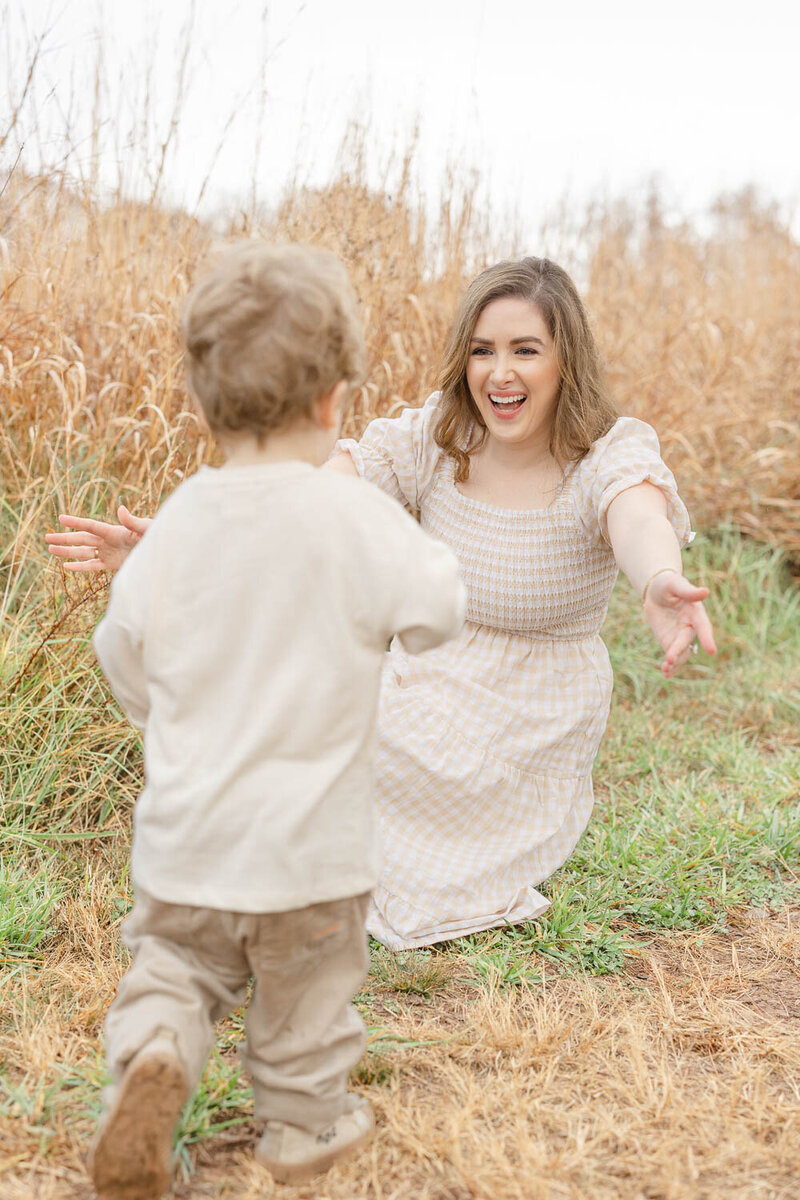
[644,570,717,678]
[45,506,151,574]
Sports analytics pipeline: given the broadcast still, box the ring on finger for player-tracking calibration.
[93,548,100,560]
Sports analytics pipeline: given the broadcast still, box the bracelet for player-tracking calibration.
[641,567,680,602]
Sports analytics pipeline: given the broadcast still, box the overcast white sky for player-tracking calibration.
[5,0,800,236]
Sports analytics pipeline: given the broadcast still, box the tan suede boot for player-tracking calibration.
[256,1094,375,1185]
[88,1030,188,1200]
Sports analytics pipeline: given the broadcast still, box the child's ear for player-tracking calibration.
[315,380,349,430]
[189,393,211,432]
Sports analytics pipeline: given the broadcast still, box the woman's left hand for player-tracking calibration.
[644,571,717,678]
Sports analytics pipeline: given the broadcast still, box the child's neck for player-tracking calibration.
[218,423,336,470]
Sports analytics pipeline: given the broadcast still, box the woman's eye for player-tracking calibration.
[517,347,538,356]
[470,347,491,356]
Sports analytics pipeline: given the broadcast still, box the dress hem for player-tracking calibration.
[367,885,552,952]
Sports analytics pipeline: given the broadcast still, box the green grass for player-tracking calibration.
[0,859,64,963]
[424,528,800,987]
[368,947,454,996]
[1,526,798,1154]
[173,1049,254,1178]
[353,529,800,995]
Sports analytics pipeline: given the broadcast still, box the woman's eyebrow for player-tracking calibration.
[469,335,546,346]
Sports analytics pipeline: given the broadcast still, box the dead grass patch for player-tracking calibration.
[2,909,799,1200]
[626,908,800,1028]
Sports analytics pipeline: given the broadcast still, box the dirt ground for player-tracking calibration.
[2,908,798,1200]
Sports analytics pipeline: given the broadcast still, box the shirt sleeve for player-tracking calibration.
[391,526,466,655]
[334,392,445,512]
[92,533,158,730]
[573,416,693,547]
[352,484,465,655]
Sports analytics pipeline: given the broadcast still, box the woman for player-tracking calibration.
[47,257,716,951]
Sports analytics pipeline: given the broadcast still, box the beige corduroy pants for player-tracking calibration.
[104,886,371,1132]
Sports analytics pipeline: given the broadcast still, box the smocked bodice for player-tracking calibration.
[419,458,619,640]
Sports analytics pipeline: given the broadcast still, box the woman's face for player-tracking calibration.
[465,296,561,453]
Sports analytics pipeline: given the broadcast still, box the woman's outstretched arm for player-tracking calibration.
[48,455,357,573]
[45,505,151,573]
[606,482,717,679]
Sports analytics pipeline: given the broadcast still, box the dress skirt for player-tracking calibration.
[367,621,613,950]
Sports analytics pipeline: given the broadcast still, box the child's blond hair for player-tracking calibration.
[182,242,365,437]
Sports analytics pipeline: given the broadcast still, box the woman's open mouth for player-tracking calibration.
[488,392,526,418]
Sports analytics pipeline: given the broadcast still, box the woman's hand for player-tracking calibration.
[45,506,151,574]
[644,571,717,678]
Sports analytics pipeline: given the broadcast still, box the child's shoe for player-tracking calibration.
[255,1094,375,1184]
[88,1029,188,1200]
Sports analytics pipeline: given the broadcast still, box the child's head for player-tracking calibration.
[182,242,365,439]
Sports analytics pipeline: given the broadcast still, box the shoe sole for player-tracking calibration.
[88,1049,188,1200]
[257,1115,375,1186]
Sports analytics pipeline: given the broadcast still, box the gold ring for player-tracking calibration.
[93,548,100,560]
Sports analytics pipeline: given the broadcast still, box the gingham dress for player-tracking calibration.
[337,395,692,951]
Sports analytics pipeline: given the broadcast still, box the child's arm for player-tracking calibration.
[394,536,466,654]
[94,615,149,729]
[92,538,155,728]
[606,482,716,678]
[371,503,465,654]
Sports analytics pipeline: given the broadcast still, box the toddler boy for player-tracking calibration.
[89,242,465,1198]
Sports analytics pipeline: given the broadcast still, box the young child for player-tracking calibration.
[89,241,465,1199]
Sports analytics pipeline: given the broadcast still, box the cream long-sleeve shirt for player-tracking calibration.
[93,462,465,912]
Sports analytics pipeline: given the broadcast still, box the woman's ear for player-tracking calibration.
[315,379,349,430]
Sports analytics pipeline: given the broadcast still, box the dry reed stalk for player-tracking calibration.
[585,191,800,558]
[2,170,798,627]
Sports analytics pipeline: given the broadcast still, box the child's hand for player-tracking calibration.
[46,506,151,574]
[643,571,717,678]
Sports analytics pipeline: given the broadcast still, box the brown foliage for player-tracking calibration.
[2,169,799,622]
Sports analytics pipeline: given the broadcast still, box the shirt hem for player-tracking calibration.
[131,871,380,915]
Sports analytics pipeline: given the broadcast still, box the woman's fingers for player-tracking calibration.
[690,603,717,656]
[117,505,149,534]
[45,531,102,547]
[660,604,718,678]
[662,623,696,673]
[56,558,105,573]
[662,575,709,603]
[56,513,117,536]
[47,543,101,560]
[45,510,140,575]
[655,576,717,676]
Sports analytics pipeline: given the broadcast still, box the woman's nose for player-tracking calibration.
[489,355,515,384]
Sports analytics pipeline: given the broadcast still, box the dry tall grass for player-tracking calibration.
[2,171,798,639]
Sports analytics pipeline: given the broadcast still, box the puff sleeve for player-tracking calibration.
[573,417,693,547]
[334,392,445,512]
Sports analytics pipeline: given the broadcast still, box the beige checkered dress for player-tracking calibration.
[337,396,692,950]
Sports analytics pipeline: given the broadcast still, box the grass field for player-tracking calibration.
[2,99,800,1198]
[1,527,798,1199]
